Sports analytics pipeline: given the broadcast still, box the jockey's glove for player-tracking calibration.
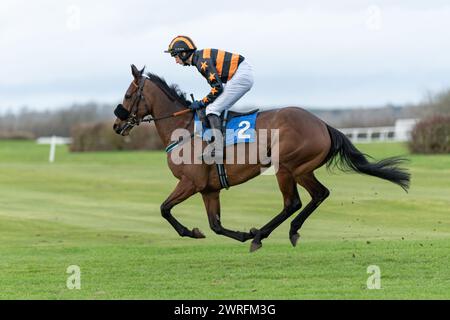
[189,100,205,110]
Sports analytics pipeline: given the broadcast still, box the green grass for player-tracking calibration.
[0,140,449,299]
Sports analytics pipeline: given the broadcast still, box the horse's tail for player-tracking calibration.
[325,125,410,192]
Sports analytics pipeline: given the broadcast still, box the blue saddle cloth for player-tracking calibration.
[194,112,257,146]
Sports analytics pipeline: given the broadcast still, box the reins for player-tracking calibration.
[141,107,192,124]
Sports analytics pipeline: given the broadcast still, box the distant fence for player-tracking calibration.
[338,119,418,143]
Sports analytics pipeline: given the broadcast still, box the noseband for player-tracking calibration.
[114,75,150,135]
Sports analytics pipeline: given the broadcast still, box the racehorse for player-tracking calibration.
[113,65,410,252]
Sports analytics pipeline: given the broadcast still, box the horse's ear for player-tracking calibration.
[140,66,146,75]
[131,64,140,78]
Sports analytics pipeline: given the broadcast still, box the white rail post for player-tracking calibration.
[36,136,72,163]
[367,129,372,142]
[353,129,359,142]
[49,135,56,163]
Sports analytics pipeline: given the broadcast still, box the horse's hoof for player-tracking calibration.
[250,241,262,253]
[249,228,259,236]
[290,233,300,247]
[192,228,206,239]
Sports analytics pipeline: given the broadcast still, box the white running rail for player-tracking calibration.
[337,119,418,143]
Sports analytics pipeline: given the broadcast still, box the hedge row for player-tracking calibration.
[409,116,450,154]
[0,130,35,140]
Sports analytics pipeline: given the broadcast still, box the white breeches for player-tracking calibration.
[205,60,254,116]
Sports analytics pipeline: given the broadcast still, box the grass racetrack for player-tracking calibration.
[0,140,449,299]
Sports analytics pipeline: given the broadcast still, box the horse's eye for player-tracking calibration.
[125,94,132,99]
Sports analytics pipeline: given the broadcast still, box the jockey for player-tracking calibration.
[165,35,254,160]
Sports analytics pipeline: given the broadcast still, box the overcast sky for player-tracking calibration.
[1,0,450,112]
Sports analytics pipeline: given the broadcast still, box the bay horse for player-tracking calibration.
[113,65,410,252]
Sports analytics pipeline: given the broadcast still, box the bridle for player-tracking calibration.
[114,75,195,136]
[114,75,150,135]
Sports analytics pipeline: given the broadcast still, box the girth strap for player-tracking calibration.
[216,163,229,189]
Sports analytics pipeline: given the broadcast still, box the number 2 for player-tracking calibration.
[237,120,251,139]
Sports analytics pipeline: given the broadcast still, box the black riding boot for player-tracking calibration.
[203,114,224,162]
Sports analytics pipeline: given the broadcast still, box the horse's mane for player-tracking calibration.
[146,72,190,107]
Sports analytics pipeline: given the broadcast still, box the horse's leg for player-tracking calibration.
[201,191,254,242]
[289,171,330,246]
[250,167,302,252]
[160,177,205,239]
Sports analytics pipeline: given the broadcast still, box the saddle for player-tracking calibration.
[226,108,259,119]
[196,108,259,129]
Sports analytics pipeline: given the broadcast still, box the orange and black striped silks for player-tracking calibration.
[192,49,245,106]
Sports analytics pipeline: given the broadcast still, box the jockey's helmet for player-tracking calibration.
[164,35,197,62]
